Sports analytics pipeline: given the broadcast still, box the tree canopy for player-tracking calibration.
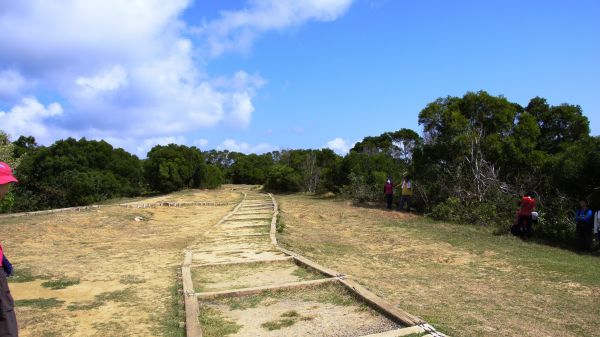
[2,90,598,247]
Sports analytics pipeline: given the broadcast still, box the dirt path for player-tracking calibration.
[182,189,441,337]
[3,188,240,337]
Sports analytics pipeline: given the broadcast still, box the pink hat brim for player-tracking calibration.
[0,176,18,184]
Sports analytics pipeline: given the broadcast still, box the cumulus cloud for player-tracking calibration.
[325,137,354,154]
[199,0,355,57]
[102,135,188,158]
[0,1,354,153]
[0,1,262,144]
[194,138,209,148]
[218,139,277,154]
[0,69,30,100]
[0,97,64,144]
[76,65,129,95]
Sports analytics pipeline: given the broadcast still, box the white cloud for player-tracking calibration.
[0,97,64,144]
[0,1,354,154]
[103,135,188,158]
[76,65,129,94]
[137,136,188,156]
[194,138,209,148]
[325,137,354,154]
[0,69,29,100]
[218,139,277,154]
[199,0,355,57]
[0,1,262,143]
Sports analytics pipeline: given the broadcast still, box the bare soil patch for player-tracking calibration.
[200,284,401,337]
[1,188,240,337]
[192,261,326,292]
[192,249,288,265]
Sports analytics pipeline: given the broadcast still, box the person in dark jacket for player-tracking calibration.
[575,199,594,251]
[383,178,394,210]
[0,162,18,337]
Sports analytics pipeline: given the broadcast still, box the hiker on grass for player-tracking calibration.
[575,199,594,251]
[511,192,536,239]
[0,162,18,336]
[397,176,412,212]
[384,178,394,210]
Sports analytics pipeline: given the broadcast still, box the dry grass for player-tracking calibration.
[192,261,326,292]
[1,187,241,337]
[276,194,600,337]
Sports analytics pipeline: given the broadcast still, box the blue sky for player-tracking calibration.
[0,0,598,156]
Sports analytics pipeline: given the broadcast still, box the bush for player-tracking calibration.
[264,165,301,192]
[200,165,224,189]
[430,193,514,228]
[340,172,381,202]
[0,191,15,213]
[430,197,463,222]
[534,196,577,244]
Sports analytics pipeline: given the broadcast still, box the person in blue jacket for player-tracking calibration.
[575,199,594,251]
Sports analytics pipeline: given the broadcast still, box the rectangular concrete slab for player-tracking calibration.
[192,260,329,293]
[198,283,404,337]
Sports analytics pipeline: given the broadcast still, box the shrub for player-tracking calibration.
[340,172,381,202]
[430,192,514,228]
[264,165,301,192]
[200,165,224,189]
[534,195,577,244]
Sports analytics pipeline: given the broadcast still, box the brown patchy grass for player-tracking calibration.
[1,187,241,337]
[276,194,600,337]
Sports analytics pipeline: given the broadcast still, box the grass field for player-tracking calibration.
[3,187,599,336]
[276,194,600,337]
[1,188,241,337]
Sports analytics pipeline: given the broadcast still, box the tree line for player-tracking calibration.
[1,91,598,245]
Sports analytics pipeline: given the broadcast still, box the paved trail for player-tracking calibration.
[181,188,445,337]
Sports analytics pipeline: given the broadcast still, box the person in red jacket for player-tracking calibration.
[512,192,537,239]
[0,162,18,336]
[383,177,394,210]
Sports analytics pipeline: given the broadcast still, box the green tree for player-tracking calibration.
[526,97,590,154]
[13,135,38,158]
[200,164,224,189]
[264,165,301,192]
[13,137,143,210]
[228,153,274,184]
[144,144,204,193]
[0,131,19,168]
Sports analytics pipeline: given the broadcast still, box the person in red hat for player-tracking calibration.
[0,162,18,336]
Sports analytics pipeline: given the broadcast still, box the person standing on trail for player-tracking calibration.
[575,199,594,251]
[0,162,18,337]
[512,192,537,239]
[384,178,394,210]
[397,176,412,212]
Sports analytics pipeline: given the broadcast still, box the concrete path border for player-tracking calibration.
[180,190,448,337]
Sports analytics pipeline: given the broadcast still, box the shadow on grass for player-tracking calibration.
[280,192,600,258]
[523,234,600,257]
